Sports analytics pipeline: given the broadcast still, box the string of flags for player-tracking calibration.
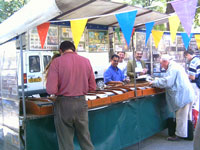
[36,0,200,50]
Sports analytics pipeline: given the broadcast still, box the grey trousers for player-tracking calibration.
[54,96,94,150]
[194,112,200,150]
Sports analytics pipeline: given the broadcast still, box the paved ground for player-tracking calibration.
[0,129,193,150]
[124,129,193,150]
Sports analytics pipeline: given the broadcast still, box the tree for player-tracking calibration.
[194,0,200,28]
[129,0,200,31]
[0,0,29,23]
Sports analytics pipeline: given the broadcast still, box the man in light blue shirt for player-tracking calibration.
[149,54,194,141]
[104,54,125,85]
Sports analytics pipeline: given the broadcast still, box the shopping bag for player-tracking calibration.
[192,108,199,128]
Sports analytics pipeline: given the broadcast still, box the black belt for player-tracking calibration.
[57,95,84,99]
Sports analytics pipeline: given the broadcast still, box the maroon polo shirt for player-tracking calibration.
[46,52,96,96]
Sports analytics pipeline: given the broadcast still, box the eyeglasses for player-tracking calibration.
[112,60,119,63]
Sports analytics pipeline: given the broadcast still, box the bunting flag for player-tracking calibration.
[171,0,198,36]
[37,22,50,49]
[70,19,88,49]
[169,15,180,43]
[195,34,200,49]
[145,22,155,46]
[115,10,137,47]
[115,27,121,43]
[181,32,193,50]
[152,30,164,49]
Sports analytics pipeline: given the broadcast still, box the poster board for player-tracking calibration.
[29,25,59,50]
[88,30,108,52]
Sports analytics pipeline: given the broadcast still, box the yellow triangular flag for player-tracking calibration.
[70,19,88,49]
[195,34,200,49]
[152,30,164,49]
[169,15,180,43]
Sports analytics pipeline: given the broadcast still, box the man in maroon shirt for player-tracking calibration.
[46,41,96,150]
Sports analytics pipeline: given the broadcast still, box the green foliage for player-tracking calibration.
[153,24,166,31]
[194,7,200,28]
[129,0,200,31]
[0,0,28,23]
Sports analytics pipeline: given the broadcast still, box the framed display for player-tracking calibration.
[59,26,86,51]
[177,35,185,51]
[88,30,108,52]
[114,31,130,52]
[135,32,150,52]
[135,32,150,61]
[59,27,73,42]
[29,25,59,50]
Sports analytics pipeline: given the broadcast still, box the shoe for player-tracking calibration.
[167,136,181,141]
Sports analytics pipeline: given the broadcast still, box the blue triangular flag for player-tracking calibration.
[181,32,193,50]
[145,22,155,46]
[115,10,137,47]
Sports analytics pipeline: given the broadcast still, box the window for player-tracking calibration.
[29,56,40,72]
[43,55,51,68]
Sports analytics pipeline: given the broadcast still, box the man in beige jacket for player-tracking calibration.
[127,50,147,83]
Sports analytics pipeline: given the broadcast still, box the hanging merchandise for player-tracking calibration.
[145,22,155,46]
[115,10,137,47]
[195,34,200,49]
[171,0,198,36]
[70,19,88,49]
[152,30,164,49]
[169,15,180,43]
[37,22,50,49]
[181,33,193,50]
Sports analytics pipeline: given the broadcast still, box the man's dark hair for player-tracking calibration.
[184,49,194,56]
[111,54,120,60]
[59,41,76,52]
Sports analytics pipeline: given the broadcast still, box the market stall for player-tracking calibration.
[25,92,171,150]
[0,0,178,150]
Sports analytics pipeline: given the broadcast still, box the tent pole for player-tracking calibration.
[131,32,137,96]
[20,34,26,118]
[150,35,153,76]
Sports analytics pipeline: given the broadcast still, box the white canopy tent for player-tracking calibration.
[0,1,171,149]
[0,0,169,44]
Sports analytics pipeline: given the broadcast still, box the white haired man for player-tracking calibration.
[149,54,194,141]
